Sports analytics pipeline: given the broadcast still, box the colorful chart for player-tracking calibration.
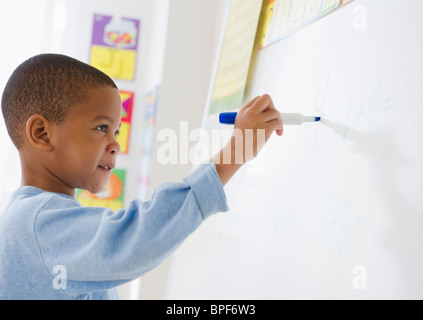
[138,86,159,200]
[76,169,126,211]
[260,0,353,49]
[208,0,263,115]
[117,90,134,154]
[90,14,140,80]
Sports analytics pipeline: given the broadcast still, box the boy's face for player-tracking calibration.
[48,87,122,195]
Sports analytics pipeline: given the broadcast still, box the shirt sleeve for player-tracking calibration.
[33,162,228,293]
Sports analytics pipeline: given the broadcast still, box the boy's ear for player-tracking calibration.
[25,114,54,151]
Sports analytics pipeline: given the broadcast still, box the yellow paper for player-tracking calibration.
[304,0,323,23]
[273,0,291,36]
[90,45,136,80]
[76,169,126,211]
[116,121,130,154]
[260,0,343,48]
[78,199,123,211]
[321,0,340,12]
[209,0,263,114]
[261,0,291,48]
[286,0,307,32]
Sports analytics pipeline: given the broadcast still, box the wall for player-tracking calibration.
[0,0,48,213]
[139,0,227,300]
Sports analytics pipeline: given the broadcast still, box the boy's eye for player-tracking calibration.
[96,125,107,133]
[96,125,120,138]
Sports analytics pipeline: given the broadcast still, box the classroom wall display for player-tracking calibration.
[138,86,159,200]
[260,0,353,49]
[117,90,135,154]
[208,0,263,115]
[166,0,423,299]
[89,14,140,81]
[76,169,126,211]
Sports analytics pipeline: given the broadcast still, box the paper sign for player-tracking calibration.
[76,169,126,211]
[90,14,140,80]
[117,90,134,154]
[208,0,263,115]
[139,86,159,197]
[260,0,351,48]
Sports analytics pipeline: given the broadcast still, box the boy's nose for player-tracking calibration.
[108,140,121,156]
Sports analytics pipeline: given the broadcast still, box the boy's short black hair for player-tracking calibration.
[1,53,118,149]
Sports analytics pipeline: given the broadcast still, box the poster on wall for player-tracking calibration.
[117,90,134,154]
[260,0,353,49]
[208,0,263,115]
[76,169,126,211]
[138,86,159,200]
[89,14,140,81]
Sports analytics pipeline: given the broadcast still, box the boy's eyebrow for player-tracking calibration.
[93,115,122,128]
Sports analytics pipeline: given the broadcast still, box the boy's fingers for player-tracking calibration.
[262,109,281,123]
[251,94,273,113]
[265,118,283,138]
[241,94,283,137]
[242,96,261,110]
[267,94,276,111]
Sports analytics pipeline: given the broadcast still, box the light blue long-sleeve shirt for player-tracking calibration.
[0,162,228,300]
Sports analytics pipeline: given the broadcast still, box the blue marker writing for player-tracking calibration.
[219,112,321,125]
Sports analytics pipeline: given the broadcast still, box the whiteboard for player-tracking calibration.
[166,0,423,299]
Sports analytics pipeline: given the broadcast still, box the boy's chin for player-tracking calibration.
[87,182,109,195]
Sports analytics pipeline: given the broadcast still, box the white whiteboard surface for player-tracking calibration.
[166,0,423,299]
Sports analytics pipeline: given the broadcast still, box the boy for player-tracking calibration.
[0,54,282,299]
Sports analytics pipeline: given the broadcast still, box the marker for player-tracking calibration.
[219,112,321,125]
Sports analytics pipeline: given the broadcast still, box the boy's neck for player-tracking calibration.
[19,152,76,197]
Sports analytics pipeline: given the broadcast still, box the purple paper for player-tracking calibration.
[91,14,140,50]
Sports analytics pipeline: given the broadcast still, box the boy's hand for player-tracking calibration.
[212,94,283,186]
[234,94,283,163]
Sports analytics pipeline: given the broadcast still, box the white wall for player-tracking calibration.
[150,0,226,194]
[139,0,227,300]
[0,0,48,213]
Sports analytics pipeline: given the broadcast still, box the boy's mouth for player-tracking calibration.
[98,165,114,171]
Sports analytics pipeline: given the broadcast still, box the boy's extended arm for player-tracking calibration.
[211,94,283,186]
[211,137,243,186]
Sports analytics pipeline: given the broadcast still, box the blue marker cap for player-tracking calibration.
[219,112,238,124]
